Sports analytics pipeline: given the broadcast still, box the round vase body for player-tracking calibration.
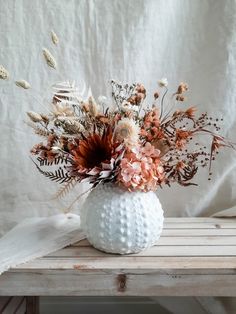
[82,184,164,254]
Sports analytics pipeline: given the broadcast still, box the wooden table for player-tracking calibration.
[0,217,236,313]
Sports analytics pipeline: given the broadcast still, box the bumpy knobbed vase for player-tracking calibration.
[82,184,164,254]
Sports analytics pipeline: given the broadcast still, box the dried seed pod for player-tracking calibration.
[0,65,9,80]
[51,30,59,45]
[42,48,57,69]
[15,80,31,89]
[27,111,43,123]
[176,95,185,102]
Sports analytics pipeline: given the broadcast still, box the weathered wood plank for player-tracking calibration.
[164,222,236,229]
[11,256,236,270]
[72,236,236,247]
[1,217,236,297]
[165,218,236,223]
[0,271,236,296]
[161,229,236,236]
[47,245,236,258]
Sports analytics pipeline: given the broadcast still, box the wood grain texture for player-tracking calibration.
[0,218,236,297]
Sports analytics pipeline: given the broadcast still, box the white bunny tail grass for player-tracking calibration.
[15,79,31,89]
[51,30,59,45]
[0,65,9,80]
[42,48,57,69]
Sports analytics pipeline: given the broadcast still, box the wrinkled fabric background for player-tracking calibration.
[0,0,236,313]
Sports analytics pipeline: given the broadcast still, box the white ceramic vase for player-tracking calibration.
[82,183,164,254]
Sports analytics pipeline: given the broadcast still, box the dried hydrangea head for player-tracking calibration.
[114,118,140,147]
[0,65,9,80]
[51,30,59,45]
[15,80,31,89]
[42,48,57,69]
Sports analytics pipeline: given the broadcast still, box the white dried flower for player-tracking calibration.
[158,78,168,88]
[15,80,31,89]
[0,65,9,80]
[88,96,100,117]
[51,30,59,45]
[42,48,57,69]
[121,101,139,113]
[27,111,43,123]
[98,95,108,105]
[114,118,140,147]
[51,146,61,153]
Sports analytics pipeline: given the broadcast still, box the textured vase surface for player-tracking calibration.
[82,184,164,254]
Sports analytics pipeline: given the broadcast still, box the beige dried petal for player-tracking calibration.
[51,30,59,45]
[27,111,43,123]
[0,65,9,80]
[15,80,31,89]
[88,96,100,117]
[42,48,57,69]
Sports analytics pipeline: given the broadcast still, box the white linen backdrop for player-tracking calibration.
[0,0,236,313]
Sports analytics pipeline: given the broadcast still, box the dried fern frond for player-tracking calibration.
[32,159,71,184]
[0,65,9,80]
[26,121,51,137]
[37,156,69,167]
[53,176,79,199]
[42,48,57,69]
[51,30,59,45]
[52,81,86,106]
[15,80,31,89]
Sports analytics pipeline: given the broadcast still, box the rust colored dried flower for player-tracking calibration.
[176,95,185,101]
[177,82,188,94]
[185,106,197,119]
[71,127,115,170]
[154,92,159,99]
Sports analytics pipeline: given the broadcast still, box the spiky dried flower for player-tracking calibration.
[0,65,9,80]
[42,48,57,69]
[27,111,43,123]
[15,80,31,89]
[114,118,140,147]
[51,30,59,45]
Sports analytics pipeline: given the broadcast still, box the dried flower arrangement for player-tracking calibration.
[1,31,235,209]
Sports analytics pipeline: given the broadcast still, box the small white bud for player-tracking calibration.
[158,78,168,88]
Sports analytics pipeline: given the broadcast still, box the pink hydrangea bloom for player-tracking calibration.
[118,142,164,191]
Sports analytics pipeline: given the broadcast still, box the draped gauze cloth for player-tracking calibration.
[0,0,236,313]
